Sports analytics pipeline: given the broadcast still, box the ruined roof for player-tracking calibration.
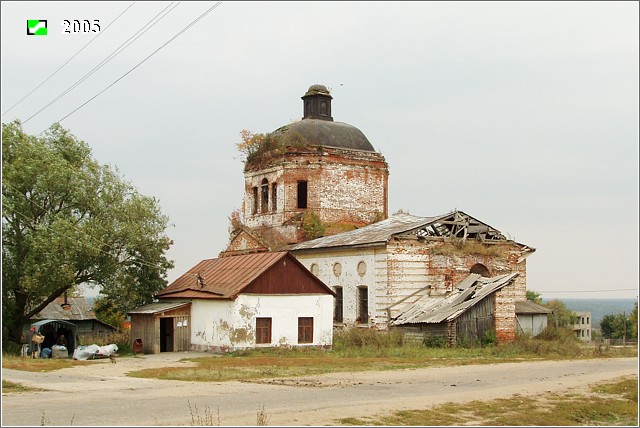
[271,119,376,152]
[34,296,97,321]
[290,213,438,250]
[390,272,520,325]
[155,251,334,300]
[515,300,552,314]
[290,210,530,252]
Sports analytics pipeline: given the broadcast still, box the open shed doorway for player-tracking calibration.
[160,317,174,352]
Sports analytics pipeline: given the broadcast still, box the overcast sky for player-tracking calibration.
[2,1,638,300]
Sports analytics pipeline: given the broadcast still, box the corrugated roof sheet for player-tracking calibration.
[290,213,445,250]
[155,251,289,300]
[515,300,552,314]
[34,296,96,321]
[391,272,519,325]
[127,301,191,315]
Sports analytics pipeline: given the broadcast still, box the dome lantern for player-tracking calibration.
[302,84,333,121]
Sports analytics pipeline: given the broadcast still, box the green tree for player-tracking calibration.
[2,121,174,345]
[600,312,632,340]
[526,290,543,304]
[92,297,126,330]
[302,211,325,240]
[630,301,638,339]
[544,299,576,328]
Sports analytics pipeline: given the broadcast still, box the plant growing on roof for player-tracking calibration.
[236,128,310,169]
[302,211,325,240]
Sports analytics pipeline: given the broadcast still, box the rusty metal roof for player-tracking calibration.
[515,300,552,314]
[155,251,290,300]
[390,272,519,325]
[127,301,191,315]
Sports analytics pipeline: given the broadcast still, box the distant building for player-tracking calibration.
[573,311,592,342]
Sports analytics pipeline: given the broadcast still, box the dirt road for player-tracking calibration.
[1,353,637,426]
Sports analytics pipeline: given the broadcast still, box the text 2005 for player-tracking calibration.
[62,20,100,34]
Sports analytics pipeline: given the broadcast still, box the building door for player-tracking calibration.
[160,317,174,352]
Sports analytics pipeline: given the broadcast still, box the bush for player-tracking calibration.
[423,334,448,348]
[334,327,404,350]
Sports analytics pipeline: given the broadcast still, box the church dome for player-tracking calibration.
[271,119,376,152]
[269,84,376,153]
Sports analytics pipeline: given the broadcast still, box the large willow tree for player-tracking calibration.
[2,121,174,345]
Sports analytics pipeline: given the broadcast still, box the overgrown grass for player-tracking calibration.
[336,376,638,426]
[2,379,47,393]
[77,330,131,354]
[1,354,91,372]
[125,329,636,383]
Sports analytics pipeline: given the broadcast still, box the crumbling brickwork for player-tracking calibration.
[243,146,388,244]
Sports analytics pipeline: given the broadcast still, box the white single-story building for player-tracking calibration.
[129,251,335,353]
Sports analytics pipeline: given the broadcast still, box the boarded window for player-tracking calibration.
[334,286,343,323]
[271,183,277,212]
[357,286,368,324]
[256,317,272,344]
[260,179,269,213]
[298,317,313,344]
[297,180,308,209]
[252,187,258,215]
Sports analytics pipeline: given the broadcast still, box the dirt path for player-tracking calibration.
[2,354,638,426]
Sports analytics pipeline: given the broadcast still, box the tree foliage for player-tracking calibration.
[600,311,635,340]
[302,211,325,240]
[2,121,173,344]
[92,297,126,330]
[544,299,576,329]
[526,290,543,305]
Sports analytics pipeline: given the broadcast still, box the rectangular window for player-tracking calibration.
[297,180,308,209]
[334,286,343,323]
[256,317,272,344]
[271,183,277,212]
[586,317,589,325]
[357,286,368,324]
[298,317,313,344]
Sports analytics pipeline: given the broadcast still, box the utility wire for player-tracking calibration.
[24,2,181,125]
[2,2,136,116]
[540,289,637,294]
[54,1,223,126]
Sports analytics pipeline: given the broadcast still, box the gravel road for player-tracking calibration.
[1,352,637,426]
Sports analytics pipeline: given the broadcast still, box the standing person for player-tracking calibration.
[27,326,38,358]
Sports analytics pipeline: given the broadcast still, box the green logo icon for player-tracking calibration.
[27,20,47,36]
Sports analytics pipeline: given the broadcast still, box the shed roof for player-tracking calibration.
[155,251,333,300]
[34,296,97,321]
[127,302,191,315]
[290,210,531,252]
[390,272,520,325]
[515,300,552,314]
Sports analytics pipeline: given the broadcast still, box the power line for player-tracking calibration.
[53,1,223,126]
[53,2,223,125]
[2,2,136,116]
[540,289,637,294]
[24,2,181,124]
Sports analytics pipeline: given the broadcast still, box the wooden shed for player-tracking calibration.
[389,273,519,347]
[128,302,191,354]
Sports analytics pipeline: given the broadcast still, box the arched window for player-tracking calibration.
[470,263,490,277]
[252,187,258,215]
[260,178,269,213]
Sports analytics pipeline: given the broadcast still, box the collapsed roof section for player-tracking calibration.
[389,272,520,325]
[291,210,535,256]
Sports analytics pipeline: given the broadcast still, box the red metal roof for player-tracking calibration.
[156,252,294,300]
